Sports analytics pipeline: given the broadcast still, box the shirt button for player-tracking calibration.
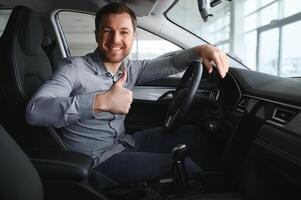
[105,72,112,77]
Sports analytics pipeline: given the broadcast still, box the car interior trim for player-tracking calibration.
[242,94,301,110]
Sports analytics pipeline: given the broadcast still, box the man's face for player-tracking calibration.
[95,12,135,64]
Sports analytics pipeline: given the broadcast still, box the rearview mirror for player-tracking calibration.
[198,0,210,22]
[198,0,225,22]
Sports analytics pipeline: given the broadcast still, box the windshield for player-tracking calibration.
[167,0,301,77]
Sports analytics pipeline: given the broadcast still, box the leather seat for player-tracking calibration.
[0,123,113,200]
[0,5,65,150]
[0,124,44,200]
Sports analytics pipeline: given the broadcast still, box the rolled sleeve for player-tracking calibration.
[173,48,201,71]
[78,93,96,119]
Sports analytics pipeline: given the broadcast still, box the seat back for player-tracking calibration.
[0,5,65,150]
[0,124,43,200]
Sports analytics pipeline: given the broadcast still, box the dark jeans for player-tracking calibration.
[94,125,210,183]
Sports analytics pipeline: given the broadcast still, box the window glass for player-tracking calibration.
[130,29,181,60]
[281,21,301,77]
[244,0,259,15]
[167,0,231,48]
[167,0,202,36]
[258,28,279,75]
[167,0,301,77]
[58,12,96,56]
[243,31,257,70]
[261,0,275,7]
[244,13,258,32]
[58,11,181,60]
[0,9,12,36]
[284,0,301,17]
[260,2,278,26]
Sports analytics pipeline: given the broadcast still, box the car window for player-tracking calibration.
[57,12,96,56]
[130,28,181,60]
[0,9,12,36]
[57,11,181,60]
[167,0,301,77]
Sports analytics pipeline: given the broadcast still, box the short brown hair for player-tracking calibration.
[95,3,137,32]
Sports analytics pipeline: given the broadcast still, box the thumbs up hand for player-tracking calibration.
[93,70,133,115]
[114,70,128,87]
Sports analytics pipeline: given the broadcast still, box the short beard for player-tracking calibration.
[99,50,130,63]
[102,55,124,63]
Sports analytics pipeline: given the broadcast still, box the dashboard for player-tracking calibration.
[216,67,301,197]
[221,68,301,131]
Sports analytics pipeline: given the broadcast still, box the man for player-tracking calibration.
[26,3,228,183]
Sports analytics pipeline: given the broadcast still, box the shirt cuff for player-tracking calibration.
[174,48,201,71]
[78,93,95,119]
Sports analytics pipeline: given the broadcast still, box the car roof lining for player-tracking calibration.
[0,0,160,17]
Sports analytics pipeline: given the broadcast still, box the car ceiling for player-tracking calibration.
[0,0,159,16]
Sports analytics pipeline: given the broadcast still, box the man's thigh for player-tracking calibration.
[133,125,203,152]
[133,125,210,169]
[95,150,201,183]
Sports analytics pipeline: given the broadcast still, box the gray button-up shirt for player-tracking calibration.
[26,48,200,166]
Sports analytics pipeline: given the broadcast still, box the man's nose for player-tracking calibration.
[112,32,121,43]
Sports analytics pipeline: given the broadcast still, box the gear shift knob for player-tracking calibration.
[172,144,188,162]
[172,144,189,192]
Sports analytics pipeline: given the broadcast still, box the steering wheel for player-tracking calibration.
[163,61,203,131]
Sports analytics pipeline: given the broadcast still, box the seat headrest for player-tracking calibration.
[2,5,43,56]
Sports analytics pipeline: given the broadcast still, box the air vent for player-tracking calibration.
[209,89,220,102]
[272,108,296,124]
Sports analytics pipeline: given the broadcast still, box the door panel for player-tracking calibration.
[126,76,218,133]
[125,99,170,133]
[126,77,180,133]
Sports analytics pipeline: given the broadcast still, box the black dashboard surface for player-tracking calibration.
[229,68,301,107]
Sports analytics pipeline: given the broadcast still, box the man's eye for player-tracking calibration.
[103,29,111,33]
[121,31,129,35]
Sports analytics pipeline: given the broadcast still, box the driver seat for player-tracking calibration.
[0,5,65,150]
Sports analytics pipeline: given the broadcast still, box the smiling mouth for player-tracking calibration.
[108,45,123,51]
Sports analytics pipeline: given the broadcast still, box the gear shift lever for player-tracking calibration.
[172,144,189,192]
